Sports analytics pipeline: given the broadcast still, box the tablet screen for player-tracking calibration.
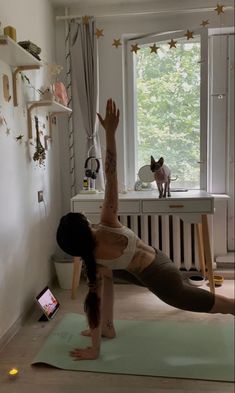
[36,286,60,320]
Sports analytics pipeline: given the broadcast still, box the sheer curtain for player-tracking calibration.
[69,17,104,191]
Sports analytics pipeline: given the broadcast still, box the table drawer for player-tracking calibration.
[118,200,140,214]
[72,201,103,213]
[72,200,140,214]
[142,199,213,214]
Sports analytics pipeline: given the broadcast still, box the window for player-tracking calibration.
[125,29,208,190]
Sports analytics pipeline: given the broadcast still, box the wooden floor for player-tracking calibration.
[0,278,234,393]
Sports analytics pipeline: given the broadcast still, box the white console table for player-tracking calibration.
[71,190,215,297]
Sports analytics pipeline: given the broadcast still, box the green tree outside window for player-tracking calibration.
[136,39,201,189]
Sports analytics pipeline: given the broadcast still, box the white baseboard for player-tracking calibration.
[215,269,235,279]
[0,277,56,351]
[0,308,31,351]
[216,252,235,263]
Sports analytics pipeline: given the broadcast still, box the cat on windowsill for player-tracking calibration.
[150,156,171,198]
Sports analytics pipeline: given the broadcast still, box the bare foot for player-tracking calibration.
[81,327,116,339]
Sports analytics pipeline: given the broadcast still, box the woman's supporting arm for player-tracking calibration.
[70,274,103,360]
[81,266,116,339]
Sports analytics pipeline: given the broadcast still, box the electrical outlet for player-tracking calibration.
[37,190,44,203]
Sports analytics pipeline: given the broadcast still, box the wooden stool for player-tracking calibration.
[196,215,215,294]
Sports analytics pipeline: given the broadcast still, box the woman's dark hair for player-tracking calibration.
[56,212,100,329]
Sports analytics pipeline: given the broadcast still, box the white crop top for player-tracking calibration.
[95,224,138,270]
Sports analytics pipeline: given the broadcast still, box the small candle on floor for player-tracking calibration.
[8,368,19,380]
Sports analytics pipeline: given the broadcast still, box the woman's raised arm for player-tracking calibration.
[97,98,121,227]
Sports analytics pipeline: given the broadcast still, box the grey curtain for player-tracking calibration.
[70,17,104,191]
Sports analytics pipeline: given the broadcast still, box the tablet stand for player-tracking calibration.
[38,314,49,322]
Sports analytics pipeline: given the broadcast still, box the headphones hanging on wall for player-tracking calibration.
[84,156,100,179]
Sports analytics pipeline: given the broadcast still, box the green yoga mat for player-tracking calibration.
[32,313,234,382]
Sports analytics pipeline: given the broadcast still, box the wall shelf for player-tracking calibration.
[27,100,72,138]
[0,35,41,67]
[0,35,41,106]
[0,37,72,139]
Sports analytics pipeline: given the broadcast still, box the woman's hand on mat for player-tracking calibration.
[70,346,99,360]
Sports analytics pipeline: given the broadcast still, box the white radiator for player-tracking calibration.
[118,214,206,271]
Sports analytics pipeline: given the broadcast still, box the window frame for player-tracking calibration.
[124,28,208,190]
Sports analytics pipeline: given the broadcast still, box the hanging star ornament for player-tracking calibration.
[82,15,90,25]
[95,28,104,38]
[215,4,224,15]
[0,115,7,127]
[16,134,24,142]
[200,19,210,27]
[112,38,122,48]
[184,30,194,40]
[150,43,160,54]
[168,39,177,49]
[131,44,140,54]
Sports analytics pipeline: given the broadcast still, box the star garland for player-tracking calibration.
[168,39,177,49]
[112,38,122,48]
[215,3,224,15]
[95,28,104,38]
[184,30,194,40]
[201,19,210,27]
[91,3,226,54]
[150,43,160,54]
[82,15,90,25]
[131,44,141,54]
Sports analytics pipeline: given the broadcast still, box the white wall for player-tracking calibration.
[55,3,234,211]
[0,0,62,341]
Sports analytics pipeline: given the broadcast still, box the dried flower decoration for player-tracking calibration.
[33,116,46,166]
[46,63,63,77]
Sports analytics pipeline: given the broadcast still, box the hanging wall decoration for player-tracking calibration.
[150,44,160,54]
[33,116,46,166]
[0,114,6,127]
[0,111,10,134]
[95,28,104,38]
[15,134,24,142]
[184,30,194,40]
[82,15,90,25]
[89,2,228,54]
[112,38,122,48]
[168,39,177,49]
[46,63,63,79]
[131,44,140,53]
[2,74,11,102]
[20,73,44,96]
[201,19,210,27]
[214,4,224,15]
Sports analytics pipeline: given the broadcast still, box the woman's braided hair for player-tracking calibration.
[56,213,100,328]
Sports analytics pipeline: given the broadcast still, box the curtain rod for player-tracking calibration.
[56,6,233,21]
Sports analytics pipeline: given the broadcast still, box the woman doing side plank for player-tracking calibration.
[57,98,235,360]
